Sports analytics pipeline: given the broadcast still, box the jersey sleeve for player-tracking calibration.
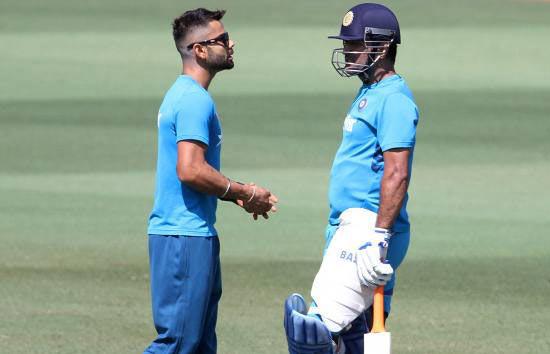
[377,93,419,152]
[174,92,214,146]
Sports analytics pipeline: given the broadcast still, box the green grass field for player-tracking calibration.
[1,0,550,353]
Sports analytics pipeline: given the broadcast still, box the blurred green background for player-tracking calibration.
[1,0,549,353]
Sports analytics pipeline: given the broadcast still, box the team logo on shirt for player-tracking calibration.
[343,115,357,132]
[358,98,368,111]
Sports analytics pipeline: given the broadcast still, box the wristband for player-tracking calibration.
[247,185,257,203]
[220,179,231,198]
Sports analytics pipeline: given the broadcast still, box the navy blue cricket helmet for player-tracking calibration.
[329,3,401,77]
[329,3,400,44]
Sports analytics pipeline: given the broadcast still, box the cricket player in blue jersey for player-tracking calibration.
[144,8,278,354]
[284,3,419,354]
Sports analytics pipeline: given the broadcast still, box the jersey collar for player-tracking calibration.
[363,74,401,90]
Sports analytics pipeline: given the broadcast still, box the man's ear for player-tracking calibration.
[193,45,208,60]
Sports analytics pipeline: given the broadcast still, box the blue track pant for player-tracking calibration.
[144,235,222,354]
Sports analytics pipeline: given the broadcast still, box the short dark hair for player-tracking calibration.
[172,8,226,53]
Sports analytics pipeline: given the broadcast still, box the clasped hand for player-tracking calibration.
[237,183,278,220]
[356,228,394,288]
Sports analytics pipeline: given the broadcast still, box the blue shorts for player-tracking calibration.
[144,235,222,354]
[324,224,410,314]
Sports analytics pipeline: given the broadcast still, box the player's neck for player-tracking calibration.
[362,68,396,86]
[182,64,215,90]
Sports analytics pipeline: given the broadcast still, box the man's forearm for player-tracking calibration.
[180,161,252,201]
[376,172,408,229]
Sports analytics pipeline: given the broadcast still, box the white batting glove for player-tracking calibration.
[356,228,394,288]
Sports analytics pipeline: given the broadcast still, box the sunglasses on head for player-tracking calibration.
[186,32,230,50]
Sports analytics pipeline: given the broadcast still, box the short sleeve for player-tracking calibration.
[377,93,419,152]
[175,93,214,146]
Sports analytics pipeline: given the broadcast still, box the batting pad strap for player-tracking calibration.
[338,208,377,228]
[374,227,393,239]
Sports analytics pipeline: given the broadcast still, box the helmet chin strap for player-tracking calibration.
[358,62,394,84]
[356,50,385,82]
[358,71,370,82]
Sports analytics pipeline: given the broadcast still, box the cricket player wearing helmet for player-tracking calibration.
[284,3,419,354]
[144,8,278,354]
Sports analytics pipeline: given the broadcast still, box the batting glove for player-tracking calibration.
[356,228,394,288]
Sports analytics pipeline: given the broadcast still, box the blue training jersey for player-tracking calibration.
[328,74,419,232]
[148,75,222,236]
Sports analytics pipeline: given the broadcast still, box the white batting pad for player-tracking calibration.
[311,208,378,333]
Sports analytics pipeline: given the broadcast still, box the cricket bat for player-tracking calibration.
[364,286,391,354]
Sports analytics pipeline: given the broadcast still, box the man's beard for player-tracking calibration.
[206,49,234,71]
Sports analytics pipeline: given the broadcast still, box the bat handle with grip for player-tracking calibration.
[371,286,385,333]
